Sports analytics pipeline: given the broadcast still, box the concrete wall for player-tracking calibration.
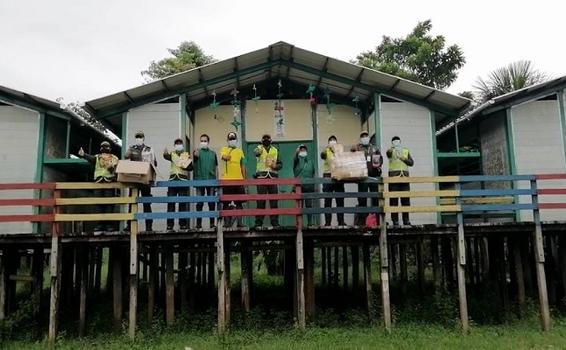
[127,102,181,231]
[0,105,39,233]
[194,104,236,158]
[245,99,313,142]
[511,99,566,221]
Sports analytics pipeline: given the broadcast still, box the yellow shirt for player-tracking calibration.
[220,146,245,180]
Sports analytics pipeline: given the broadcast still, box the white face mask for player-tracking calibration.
[360,137,370,145]
[174,144,184,152]
[298,151,307,158]
[200,141,208,149]
[329,140,337,146]
[392,140,401,147]
[135,138,144,146]
[228,139,237,148]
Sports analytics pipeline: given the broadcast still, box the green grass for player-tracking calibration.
[4,319,566,350]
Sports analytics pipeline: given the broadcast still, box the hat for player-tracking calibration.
[392,136,401,142]
[262,133,271,139]
[134,131,145,138]
[227,132,237,140]
[173,138,183,144]
[100,141,111,147]
[298,144,307,150]
[328,135,337,141]
[360,131,369,137]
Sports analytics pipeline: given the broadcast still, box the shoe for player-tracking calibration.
[195,224,202,230]
[146,226,154,233]
[166,225,174,231]
[105,226,115,232]
[94,225,104,232]
[403,222,411,226]
[253,225,262,231]
[392,222,399,226]
[180,225,188,231]
[324,222,331,227]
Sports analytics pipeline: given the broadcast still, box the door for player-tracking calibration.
[244,140,315,227]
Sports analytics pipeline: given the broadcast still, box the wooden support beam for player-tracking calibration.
[305,241,315,321]
[79,246,88,337]
[188,251,196,311]
[456,211,470,334]
[225,247,231,326]
[379,213,391,332]
[208,248,215,289]
[416,240,425,293]
[217,220,227,334]
[296,229,306,330]
[112,246,123,332]
[48,190,62,343]
[147,247,157,325]
[321,248,327,286]
[363,244,373,321]
[94,248,102,295]
[32,247,44,316]
[0,249,7,321]
[179,249,188,312]
[241,241,251,313]
[352,246,359,292]
[559,235,566,307]
[512,237,526,308]
[326,247,332,287]
[399,244,408,296]
[342,246,349,290]
[129,197,139,339]
[333,246,339,287]
[165,246,175,326]
[432,237,442,291]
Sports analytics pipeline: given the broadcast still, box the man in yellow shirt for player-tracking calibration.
[220,132,247,228]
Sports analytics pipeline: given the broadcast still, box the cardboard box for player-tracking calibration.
[116,160,156,184]
[331,151,368,181]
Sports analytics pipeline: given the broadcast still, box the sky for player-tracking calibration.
[1,0,565,103]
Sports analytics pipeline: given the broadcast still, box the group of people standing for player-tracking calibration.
[79,129,414,233]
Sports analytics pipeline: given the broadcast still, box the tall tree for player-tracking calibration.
[354,20,465,90]
[142,41,216,81]
[474,60,549,102]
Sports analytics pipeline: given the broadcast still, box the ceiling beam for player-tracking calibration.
[234,57,240,89]
[123,91,135,104]
[315,57,329,88]
[346,68,365,97]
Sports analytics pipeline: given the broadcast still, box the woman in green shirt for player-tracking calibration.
[293,144,316,227]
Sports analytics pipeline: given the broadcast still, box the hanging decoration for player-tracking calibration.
[230,88,242,131]
[352,96,361,117]
[276,79,284,100]
[306,84,316,106]
[209,90,220,119]
[252,84,261,113]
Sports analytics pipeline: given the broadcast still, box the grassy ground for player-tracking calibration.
[4,319,566,350]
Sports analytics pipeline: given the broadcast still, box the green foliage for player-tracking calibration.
[141,41,216,81]
[354,20,466,90]
[474,60,549,102]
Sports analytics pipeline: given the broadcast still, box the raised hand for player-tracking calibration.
[78,147,85,157]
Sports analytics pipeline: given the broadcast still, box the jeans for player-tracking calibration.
[196,186,216,227]
[166,184,188,228]
[255,184,279,227]
[322,177,345,226]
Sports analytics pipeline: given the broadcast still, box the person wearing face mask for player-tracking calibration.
[192,134,218,230]
[254,134,282,230]
[351,131,383,227]
[220,132,247,228]
[386,136,414,226]
[163,138,193,231]
[125,131,157,232]
[294,144,316,227]
[78,141,119,232]
[320,135,346,227]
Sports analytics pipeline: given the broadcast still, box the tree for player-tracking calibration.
[142,41,216,81]
[474,60,549,102]
[354,20,465,90]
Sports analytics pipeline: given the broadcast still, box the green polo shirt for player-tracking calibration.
[193,148,218,180]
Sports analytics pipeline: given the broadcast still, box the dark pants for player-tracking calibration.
[196,186,216,227]
[390,182,411,224]
[93,188,115,229]
[255,184,279,227]
[302,186,314,226]
[167,185,188,228]
[322,176,345,226]
[356,182,379,226]
[223,185,245,227]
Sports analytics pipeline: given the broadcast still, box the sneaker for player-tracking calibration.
[105,226,115,232]
[166,225,174,231]
[403,222,411,226]
[392,222,399,226]
[146,226,154,233]
[94,225,104,232]
[253,225,262,231]
[180,225,188,231]
[195,224,202,230]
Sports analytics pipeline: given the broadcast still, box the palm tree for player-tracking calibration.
[474,60,549,102]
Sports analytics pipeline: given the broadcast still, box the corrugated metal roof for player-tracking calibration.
[86,41,471,119]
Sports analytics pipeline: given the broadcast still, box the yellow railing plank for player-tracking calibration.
[384,205,461,213]
[384,190,459,198]
[55,182,130,190]
[439,196,514,205]
[56,197,137,206]
[55,213,134,222]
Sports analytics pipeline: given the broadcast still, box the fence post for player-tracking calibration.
[455,182,469,334]
[378,180,391,332]
[217,183,227,334]
[530,179,551,331]
[128,187,139,338]
[295,183,306,330]
[48,189,62,343]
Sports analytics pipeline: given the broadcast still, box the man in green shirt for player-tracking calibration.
[293,144,316,227]
[193,134,218,230]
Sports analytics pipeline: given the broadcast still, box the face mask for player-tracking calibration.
[200,142,208,149]
[135,138,144,146]
[329,140,337,146]
[298,151,307,158]
[262,139,271,147]
[360,137,370,145]
[392,140,401,147]
[228,139,237,148]
[174,144,184,152]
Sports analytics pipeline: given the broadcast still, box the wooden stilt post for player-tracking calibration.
[48,189,62,343]
[179,248,188,312]
[530,179,551,331]
[217,218,227,334]
[416,239,425,293]
[326,247,332,287]
[352,245,360,292]
[241,241,251,312]
[128,188,139,338]
[0,249,7,322]
[363,244,374,321]
[399,243,408,295]
[112,246,123,332]
[305,240,315,321]
[32,247,44,316]
[147,247,157,325]
[79,245,88,337]
[321,247,327,286]
[208,248,215,290]
[512,237,526,308]
[165,245,175,326]
[455,183,469,334]
[379,180,391,332]
[559,235,566,305]
[295,215,306,330]
[342,246,349,290]
[188,251,196,311]
[225,246,231,326]
[333,246,339,288]
[432,237,442,291]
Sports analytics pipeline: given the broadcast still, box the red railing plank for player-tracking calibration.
[0,214,54,222]
[538,189,566,195]
[0,198,55,206]
[220,178,300,186]
[538,203,566,209]
[536,174,566,180]
[0,183,56,190]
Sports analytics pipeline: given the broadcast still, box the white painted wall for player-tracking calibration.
[0,105,39,234]
[511,99,566,221]
[379,102,436,224]
[127,102,181,231]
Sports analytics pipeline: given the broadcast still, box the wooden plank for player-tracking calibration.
[55,213,134,222]
[0,182,56,190]
[165,246,175,326]
[217,220,226,334]
[439,197,514,205]
[384,190,458,198]
[296,228,306,330]
[147,248,157,325]
[79,246,88,337]
[112,247,123,332]
[384,205,460,213]
[384,176,460,184]
[221,193,301,201]
[55,182,129,190]
[241,241,251,312]
[56,197,137,206]
[0,214,54,223]
[379,213,391,332]
[128,195,139,339]
[536,174,566,180]
[456,211,469,334]
[0,198,55,206]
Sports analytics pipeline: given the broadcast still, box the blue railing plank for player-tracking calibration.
[459,189,535,197]
[154,179,219,188]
